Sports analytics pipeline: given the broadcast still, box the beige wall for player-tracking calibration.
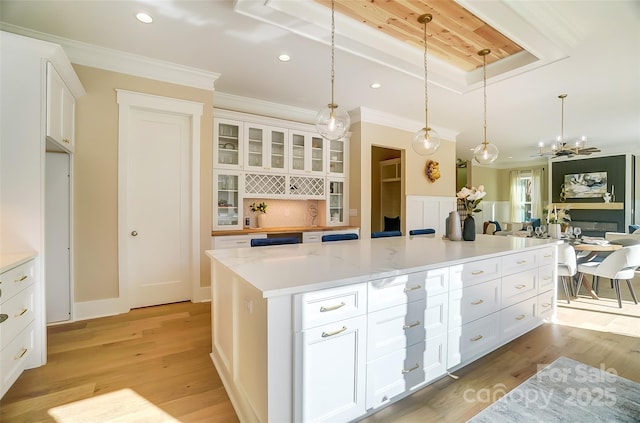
[351,121,456,237]
[73,65,213,303]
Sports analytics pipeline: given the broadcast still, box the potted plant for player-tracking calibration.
[250,201,268,228]
[456,185,486,241]
[546,205,570,239]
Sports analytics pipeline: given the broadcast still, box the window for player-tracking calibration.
[510,169,543,223]
[518,173,532,222]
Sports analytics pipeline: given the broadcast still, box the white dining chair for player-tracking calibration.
[576,244,640,308]
[557,243,577,303]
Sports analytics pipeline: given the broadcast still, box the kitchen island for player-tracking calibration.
[205,234,557,423]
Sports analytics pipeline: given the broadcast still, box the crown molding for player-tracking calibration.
[214,92,317,125]
[0,23,219,91]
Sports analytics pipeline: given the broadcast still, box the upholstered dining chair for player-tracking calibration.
[371,230,402,238]
[250,237,300,247]
[557,243,577,303]
[409,228,436,237]
[576,244,640,308]
[322,233,359,242]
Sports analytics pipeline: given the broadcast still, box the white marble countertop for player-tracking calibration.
[206,234,556,298]
[0,251,37,273]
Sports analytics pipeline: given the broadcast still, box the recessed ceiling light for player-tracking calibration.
[370,82,381,89]
[136,12,153,24]
[278,54,291,62]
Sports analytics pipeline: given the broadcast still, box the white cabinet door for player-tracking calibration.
[214,118,243,169]
[289,131,325,175]
[244,123,289,172]
[296,315,367,423]
[327,137,347,177]
[213,171,243,230]
[46,63,75,152]
[327,178,347,226]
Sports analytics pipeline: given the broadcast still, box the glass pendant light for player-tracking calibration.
[412,13,440,156]
[473,49,499,165]
[315,0,350,141]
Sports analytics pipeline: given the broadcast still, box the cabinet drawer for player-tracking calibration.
[1,321,34,398]
[502,269,538,307]
[538,291,554,320]
[0,285,35,350]
[451,258,500,289]
[0,259,35,303]
[296,283,367,330]
[502,251,537,276]
[366,341,426,410]
[302,232,323,243]
[367,300,425,361]
[537,247,556,267]
[368,272,426,312]
[500,296,538,343]
[538,264,555,293]
[449,279,500,328]
[213,234,266,249]
[447,312,500,369]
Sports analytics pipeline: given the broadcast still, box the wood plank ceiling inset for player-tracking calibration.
[314,0,524,71]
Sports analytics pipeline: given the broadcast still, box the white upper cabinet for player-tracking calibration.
[289,130,325,175]
[327,137,348,177]
[244,123,289,172]
[214,118,243,169]
[46,62,75,152]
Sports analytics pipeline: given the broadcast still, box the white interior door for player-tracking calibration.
[125,108,191,308]
[45,151,71,323]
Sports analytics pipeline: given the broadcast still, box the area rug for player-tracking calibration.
[467,356,640,422]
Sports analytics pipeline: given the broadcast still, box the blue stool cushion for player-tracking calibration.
[250,237,299,247]
[371,230,402,238]
[409,228,435,236]
[322,233,359,242]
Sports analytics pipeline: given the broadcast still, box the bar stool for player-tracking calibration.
[557,243,577,303]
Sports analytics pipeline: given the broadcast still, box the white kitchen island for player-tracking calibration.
[205,234,557,423]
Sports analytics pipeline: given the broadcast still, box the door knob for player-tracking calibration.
[131,231,138,236]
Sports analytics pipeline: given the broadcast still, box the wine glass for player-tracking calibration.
[526,225,533,237]
[539,225,547,237]
[566,226,574,239]
[573,227,582,239]
[535,226,542,237]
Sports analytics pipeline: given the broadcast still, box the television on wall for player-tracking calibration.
[563,172,607,198]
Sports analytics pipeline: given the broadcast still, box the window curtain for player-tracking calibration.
[509,170,521,221]
[531,168,543,220]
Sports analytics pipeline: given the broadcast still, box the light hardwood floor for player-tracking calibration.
[1,296,639,423]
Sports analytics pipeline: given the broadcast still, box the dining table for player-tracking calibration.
[570,240,622,299]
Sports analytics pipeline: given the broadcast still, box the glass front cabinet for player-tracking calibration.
[214,170,243,230]
[327,137,347,177]
[327,178,348,226]
[244,123,288,172]
[214,118,243,169]
[289,131,325,175]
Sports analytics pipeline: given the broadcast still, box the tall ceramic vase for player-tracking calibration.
[463,216,476,241]
[447,211,462,241]
[256,213,265,228]
[549,223,561,239]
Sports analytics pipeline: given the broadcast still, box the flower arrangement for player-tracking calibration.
[546,205,570,224]
[249,201,267,214]
[457,185,486,216]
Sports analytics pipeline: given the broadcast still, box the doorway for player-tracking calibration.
[117,91,203,309]
[371,146,402,232]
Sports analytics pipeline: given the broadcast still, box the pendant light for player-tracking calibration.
[412,13,440,156]
[472,49,499,165]
[315,0,350,141]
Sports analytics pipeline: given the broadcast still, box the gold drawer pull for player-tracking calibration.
[516,314,526,320]
[544,254,552,258]
[543,276,552,280]
[63,138,70,143]
[471,270,484,276]
[542,303,551,308]
[515,284,527,289]
[16,275,28,282]
[322,326,347,338]
[402,363,420,374]
[517,260,527,264]
[15,308,28,317]
[404,284,422,292]
[14,347,28,360]
[471,299,484,305]
[403,320,421,330]
[470,335,483,342]
[320,302,346,312]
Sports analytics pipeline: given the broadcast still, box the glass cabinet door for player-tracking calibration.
[215,119,242,168]
[246,125,264,169]
[328,179,345,225]
[311,135,324,172]
[291,133,306,172]
[270,129,286,171]
[328,139,345,175]
[215,173,240,228]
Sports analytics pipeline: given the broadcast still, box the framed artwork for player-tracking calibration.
[563,172,607,198]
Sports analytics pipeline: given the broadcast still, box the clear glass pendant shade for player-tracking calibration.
[315,105,350,141]
[473,142,499,164]
[412,127,440,155]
